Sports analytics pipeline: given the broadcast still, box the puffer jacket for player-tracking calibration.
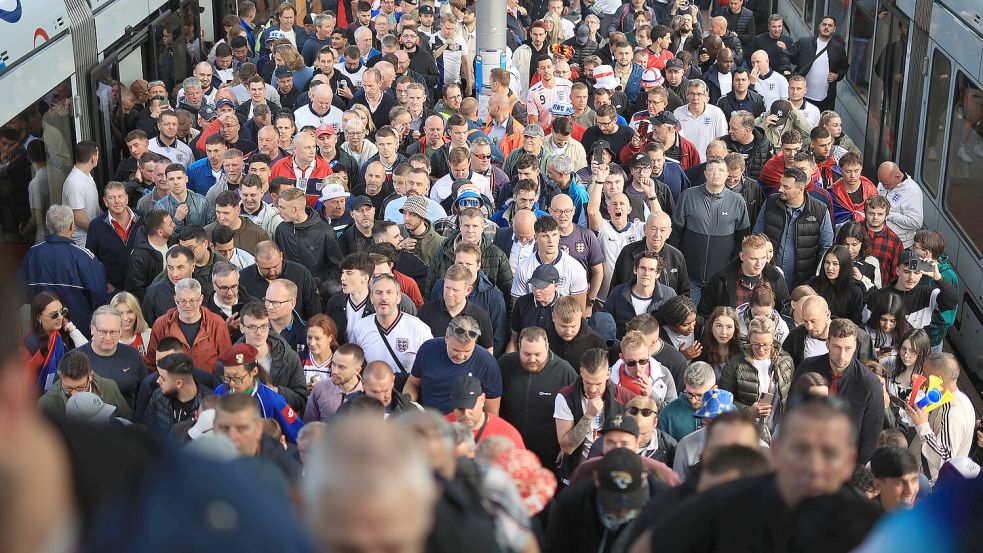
[720,7,756,49]
[273,206,344,292]
[427,234,513,303]
[144,382,212,440]
[719,346,794,441]
[721,127,773,181]
[215,331,308,414]
[124,230,164,301]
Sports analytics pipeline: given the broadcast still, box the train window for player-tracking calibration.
[153,3,205,94]
[942,73,983,254]
[791,0,806,20]
[803,0,817,33]
[846,0,876,104]
[829,0,851,44]
[0,81,76,245]
[863,3,909,170]
[919,50,951,196]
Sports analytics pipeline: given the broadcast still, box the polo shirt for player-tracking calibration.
[417,299,494,350]
[673,104,729,163]
[410,338,502,414]
[511,292,556,333]
[511,250,589,297]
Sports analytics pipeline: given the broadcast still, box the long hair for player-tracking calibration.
[701,306,742,367]
[891,328,931,381]
[835,222,871,260]
[864,292,912,350]
[110,291,150,336]
[29,292,75,356]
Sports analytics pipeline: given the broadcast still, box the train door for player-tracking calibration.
[862,1,909,172]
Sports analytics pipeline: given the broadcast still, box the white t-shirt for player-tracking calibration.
[718,72,733,98]
[754,71,790,111]
[673,104,729,163]
[553,392,603,458]
[597,219,645,298]
[750,358,772,396]
[511,250,589,298]
[147,136,194,167]
[293,104,344,134]
[805,38,832,102]
[508,236,536,276]
[62,167,101,247]
[430,171,493,203]
[348,312,434,373]
[802,336,829,360]
[630,293,653,315]
[526,79,573,128]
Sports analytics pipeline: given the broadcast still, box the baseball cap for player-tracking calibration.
[938,457,982,486]
[651,110,678,127]
[419,4,434,14]
[600,414,640,437]
[631,153,652,167]
[274,66,295,79]
[304,13,314,24]
[350,195,373,210]
[640,69,664,88]
[315,124,336,136]
[594,140,615,158]
[450,375,483,410]
[664,58,686,72]
[596,448,647,512]
[267,30,286,42]
[319,183,350,202]
[770,99,793,126]
[528,264,560,289]
[693,388,736,419]
[592,65,620,89]
[65,392,117,424]
[576,24,590,45]
[215,98,236,111]
[400,195,430,219]
[188,408,216,440]
[217,343,258,367]
[523,124,545,137]
[198,105,218,121]
[897,249,920,266]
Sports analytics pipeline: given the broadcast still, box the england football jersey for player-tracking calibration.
[597,219,645,299]
[511,250,589,298]
[526,78,573,128]
[348,312,434,374]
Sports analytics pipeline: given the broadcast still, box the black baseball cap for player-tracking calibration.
[600,414,639,437]
[664,58,686,72]
[419,4,434,14]
[350,195,373,210]
[596,448,647,511]
[450,375,483,409]
[593,140,615,158]
[631,153,652,168]
[528,264,560,289]
[651,110,678,127]
[770,100,792,125]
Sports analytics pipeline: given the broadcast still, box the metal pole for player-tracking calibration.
[475,0,507,120]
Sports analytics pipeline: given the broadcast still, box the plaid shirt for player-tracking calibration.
[868,226,903,283]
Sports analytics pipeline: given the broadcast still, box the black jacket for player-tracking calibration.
[610,242,691,299]
[86,211,145,291]
[144,383,211,440]
[793,356,885,463]
[239,259,321,320]
[215,331,308,413]
[273,207,344,294]
[605,280,678,338]
[338,223,373,257]
[124,231,164,301]
[728,177,765,227]
[697,258,790,319]
[782,324,875,366]
[788,35,850,106]
[547,319,606,369]
[716,89,767,120]
[720,7,756,49]
[546,477,646,553]
[721,127,773,181]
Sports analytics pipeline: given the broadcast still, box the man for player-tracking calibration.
[427,206,511,299]
[446,374,524,448]
[611,211,689,297]
[748,14,792,75]
[865,194,905,284]
[672,389,741,477]
[869,446,920,512]
[611,329,679,411]
[547,296,606,369]
[240,241,321,321]
[793,319,884,463]
[782,295,871,364]
[716,69,766,123]
[830,152,877,226]
[352,68,400,131]
[511,215,588,307]
[606,251,678,338]
[698,235,790,318]
[325,253,382,343]
[865,249,957,332]
[147,110,195,167]
[786,75,821,128]
[302,13,333,65]
[304,343,365,421]
[155,164,214,232]
[38,350,132,421]
[264,278,307,357]
[273,187,344,291]
[721,110,773,180]
[703,47,735,104]
[62,141,102,247]
[204,192,267,257]
[348,273,433,377]
[555,348,636,477]
[876,161,924,248]
[294,84,344,133]
[502,124,548,178]
[787,15,850,112]
[213,389,302,480]
[403,313,501,415]
[749,50,788,110]
[337,195,375,256]
[76,305,145,412]
[753,167,833,287]
[509,264,562,351]
[19,205,108,334]
[581,105,635,164]
[227,302,307,413]
[418,264,495,353]
[485,93,526,160]
[673,80,728,163]
[203,149,248,206]
[84,182,141,293]
[636,398,880,552]
[187,135,228,195]
[239,173,280,237]
[656,361,717,441]
[205,260,253,342]
[670,158,750,304]
[269,132,332,207]
[146,277,232,373]
[144,352,209,438]
[124,209,174,301]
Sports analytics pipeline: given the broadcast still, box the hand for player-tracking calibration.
[699,52,710,63]
[679,341,703,360]
[976,428,983,448]
[63,322,77,334]
[852,266,863,281]
[307,381,315,394]
[827,72,838,82]
[399,236,417,251]
[175,203,190,221]
[586,395,604,417]
[749,66,760,83]
[227,313,242,331]
[765,114,779,127]
[517,5,527,15]
[410,129,421,141]
[750,401,772,418]
[584,303,593,318]
[639,175,656,197]
[637,371,653,397]
[906,403,929,426]
[928,259,942,281]
[776,40,787,50]
[592,160,610,183]
[337,86,354,100]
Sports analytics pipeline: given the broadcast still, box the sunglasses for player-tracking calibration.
[47,308,70,320]
[471,153,492,160]
[623,358,649,367]
[627,406,656,417]
[449,325,481,339]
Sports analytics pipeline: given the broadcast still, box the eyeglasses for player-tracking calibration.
[551,208,575,216]
[627,406,656,417]
[242,323,271,333]
[175,296,202,306]
[47,308,70,320]
[223,373,249,385]
[62,380,91,394]
[215,283,239,293]
[624,358,649,367]
[93,328,122,338]
[264,298,292,307]
[449,325,481,339]
[683,390,703,400]
[749,342,773,350]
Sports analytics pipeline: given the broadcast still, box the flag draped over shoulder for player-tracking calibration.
[23,331,65,392]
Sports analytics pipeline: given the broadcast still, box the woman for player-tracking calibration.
[720,315,794,441]
[274,112,297,153]
[626,395,677,466]
[214,344,303,442]
[304,314,339,389]
[655,295,703,361]
[864,291,912,362]
[820,110,862,158]
[542,12,565,45]
[22,292,88,390]
[807,245,864,323]
[349,103,376,136]
[835,222,882,292]
[699,307,742,379]
[110,292,152,357]
[274,44,314,91]
[884,328,931,404]
[736,280,790,345]
[790,371,830,397]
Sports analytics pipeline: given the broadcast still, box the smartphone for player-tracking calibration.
[232,303,244,318]
[593,145,605,165]
[916,260,934,273]
[339,80,348,89]
[759,392,775,404]
[638,120,651,140]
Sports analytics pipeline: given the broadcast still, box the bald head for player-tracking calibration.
[751,50,770,72]
[877,161,904,189]
[513,209,537,240]
[550,193,574,211]
[801,295,832,339]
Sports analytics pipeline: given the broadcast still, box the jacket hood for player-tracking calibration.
[474,270,495,292]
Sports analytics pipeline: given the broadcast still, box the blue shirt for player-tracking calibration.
[411,338,502,414]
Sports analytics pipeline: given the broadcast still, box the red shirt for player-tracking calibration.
[110,213,133,243]
[446,412,526,450]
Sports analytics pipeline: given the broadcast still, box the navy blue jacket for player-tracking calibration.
[86,211,144,291]
[18,235,108,333]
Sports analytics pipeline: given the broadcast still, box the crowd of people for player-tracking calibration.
[4,0,983,551]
